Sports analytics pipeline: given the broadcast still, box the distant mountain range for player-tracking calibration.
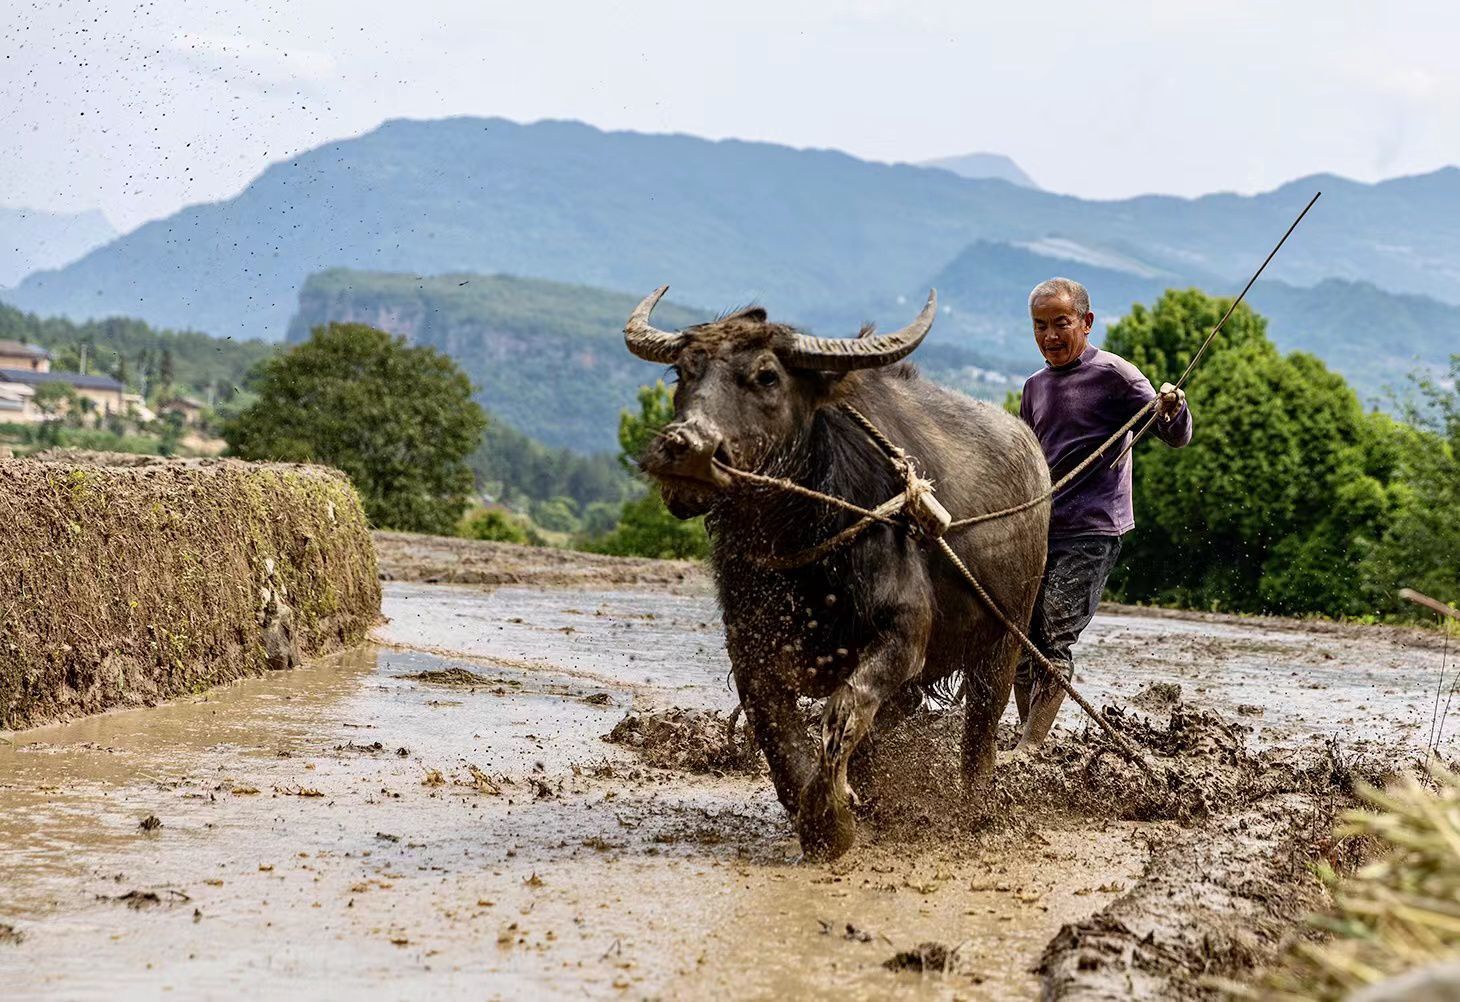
[3,115,1457,436]
[918,152,1039,188]
[0,206,115,288]
[289,269,1019,452]
[6,116,1459,350]
[911,242,1453,402]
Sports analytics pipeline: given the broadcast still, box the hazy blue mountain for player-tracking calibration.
[289,269,1022,452]
[0,206,116,288]
[6,116,1459,345]
[919,152,1039,188]
[920,240,1455,403]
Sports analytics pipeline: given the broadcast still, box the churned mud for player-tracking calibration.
[2,556,1452,999]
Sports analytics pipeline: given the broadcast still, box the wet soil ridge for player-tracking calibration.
[374,530,704,590]
[1038,794,1334,1000]
[610,687,1396,997]
[1017,692,1394,999]
[0,454,381,729]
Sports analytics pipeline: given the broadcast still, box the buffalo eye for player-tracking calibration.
[754,369,780,389]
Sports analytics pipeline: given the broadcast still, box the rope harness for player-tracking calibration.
[713,399,1161,772]
[706,192,1323,779]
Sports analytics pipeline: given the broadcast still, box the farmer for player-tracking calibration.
[1015,277,1192,748]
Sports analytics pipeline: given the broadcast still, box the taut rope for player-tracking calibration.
[712,400,1155,772]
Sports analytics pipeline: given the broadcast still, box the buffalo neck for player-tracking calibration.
[707,390,904,572]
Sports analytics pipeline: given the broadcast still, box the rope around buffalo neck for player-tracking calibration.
[714,395,1159,568]
[709,401,1159,773]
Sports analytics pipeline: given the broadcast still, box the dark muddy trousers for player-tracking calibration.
[1014,534,1123,689]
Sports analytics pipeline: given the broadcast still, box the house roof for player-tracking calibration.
[0,339,51,359]
[0,368,124,391]
[163,396,207,410]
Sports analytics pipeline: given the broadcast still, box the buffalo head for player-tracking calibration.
[623,287,937,518]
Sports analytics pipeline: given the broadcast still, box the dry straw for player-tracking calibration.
[1247,767,1460,999]
[0,453,381,729]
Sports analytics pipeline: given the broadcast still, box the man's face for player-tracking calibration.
[1030,293,1093,368]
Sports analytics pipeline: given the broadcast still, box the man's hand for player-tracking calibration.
[1156,382,1186,419]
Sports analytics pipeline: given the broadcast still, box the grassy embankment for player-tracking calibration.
[0,456,381,729]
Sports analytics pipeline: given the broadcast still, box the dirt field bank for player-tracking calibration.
[0,455,380,729]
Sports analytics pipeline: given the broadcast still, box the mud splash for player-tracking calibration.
[611,683,1399,997]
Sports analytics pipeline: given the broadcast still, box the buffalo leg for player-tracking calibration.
[809,626,927,857]
[736,669,817,816]
[962,631,1019,791]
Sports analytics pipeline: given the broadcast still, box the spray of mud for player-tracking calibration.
[607,683,1401,997]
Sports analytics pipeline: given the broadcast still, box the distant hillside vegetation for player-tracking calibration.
[289,270,707,452]
[921,240,1457,402]
[0,301,274,401]
[7,116,1460,347]
[289,269,1027,452]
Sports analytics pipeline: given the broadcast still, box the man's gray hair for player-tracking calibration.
[1028,277,1090,317]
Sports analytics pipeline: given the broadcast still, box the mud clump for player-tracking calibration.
[0,924,22,945]
[99,889,192,910]
[883,941,983,981]
[402,667,491,687]
[1131,680,1182,710]
[604,709,761,774]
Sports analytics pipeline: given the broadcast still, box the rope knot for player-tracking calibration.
[893,454,951,541]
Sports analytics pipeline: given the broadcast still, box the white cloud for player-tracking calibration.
[166,31,338,90]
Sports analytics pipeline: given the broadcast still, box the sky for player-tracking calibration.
[4,0,1459,230]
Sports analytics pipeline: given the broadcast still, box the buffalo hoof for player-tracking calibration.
[796,775,855,861]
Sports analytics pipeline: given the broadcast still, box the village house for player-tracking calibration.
[0,340,51,372]
[159,396,208,426]
[0,368,127,423]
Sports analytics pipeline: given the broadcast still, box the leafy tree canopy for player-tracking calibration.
[1103,289,1396,616]
[583,381,708,560]
[225,322,486,534]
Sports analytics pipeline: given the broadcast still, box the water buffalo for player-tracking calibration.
[624,288,1050,858]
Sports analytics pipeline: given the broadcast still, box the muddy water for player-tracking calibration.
[0,582,1451,999]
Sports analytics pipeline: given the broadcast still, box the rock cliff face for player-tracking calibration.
[288,268,1027,454]
[288,270,707,453]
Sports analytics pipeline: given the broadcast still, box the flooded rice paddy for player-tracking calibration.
[0,578,1452,999]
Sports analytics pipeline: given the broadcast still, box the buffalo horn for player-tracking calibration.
[785,290,938,371]
[623,286,687,363]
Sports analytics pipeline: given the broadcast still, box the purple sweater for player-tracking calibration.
[1020,345,1192,539]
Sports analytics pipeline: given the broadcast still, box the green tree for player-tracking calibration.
[225,323,487,534]
[1104,289,1395,615]
[460,507,536,545]
[1360,362,1460,613]
[158,347,176,395]
[582,381,709,560]
[31,381,76,420]
[580,501,621,538]
[531,496,581,534]
[617,382,677,472]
